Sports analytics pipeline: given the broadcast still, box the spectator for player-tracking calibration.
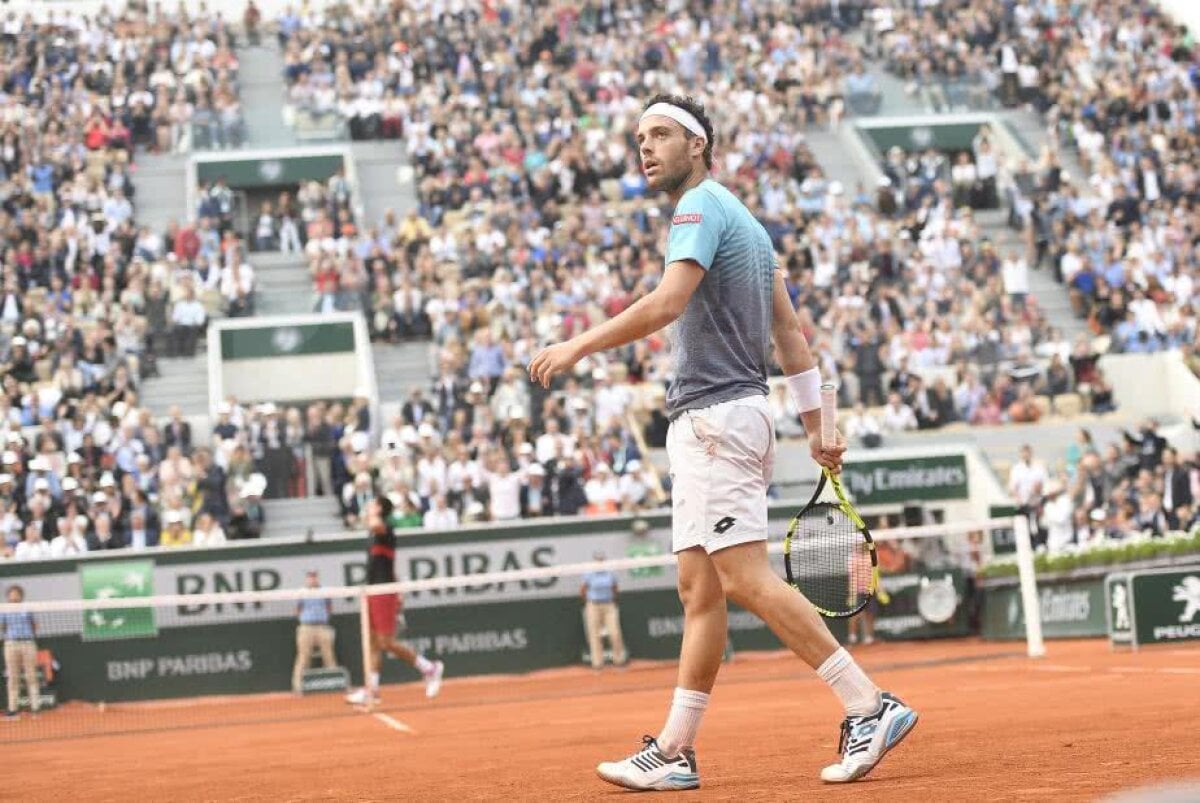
[423,495,460,531]
[881,392,918,433]
[2,585,40,719]
[292,570,337,694]
[581,553,627,671]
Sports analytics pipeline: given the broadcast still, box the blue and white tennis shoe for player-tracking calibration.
[821,691,919,783]
[597,735,700,791]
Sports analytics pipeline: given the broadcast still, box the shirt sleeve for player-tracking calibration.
[665,188,726,270]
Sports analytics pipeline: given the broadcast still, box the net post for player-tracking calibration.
[1011,514,1046,658]
[358,585,372,707]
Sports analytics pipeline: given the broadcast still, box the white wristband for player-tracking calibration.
[785,367,822,413]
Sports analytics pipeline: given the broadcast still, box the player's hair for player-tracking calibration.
[377,494,395,521]
[643,93,715,170]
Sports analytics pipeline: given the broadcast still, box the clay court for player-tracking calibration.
[6,638,1199,801]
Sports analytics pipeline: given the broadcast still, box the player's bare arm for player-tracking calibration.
[527,260,705,388]
[770,269,845,472]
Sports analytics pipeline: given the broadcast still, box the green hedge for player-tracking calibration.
[980,530,1200,579]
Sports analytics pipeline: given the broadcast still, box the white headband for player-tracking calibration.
[640,103,708,142]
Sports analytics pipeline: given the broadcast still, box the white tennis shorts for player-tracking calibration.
[666,394,775,554]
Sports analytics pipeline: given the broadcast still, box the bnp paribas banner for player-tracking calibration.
[2,509,843,703]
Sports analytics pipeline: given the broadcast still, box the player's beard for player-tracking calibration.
[652,161,691,196]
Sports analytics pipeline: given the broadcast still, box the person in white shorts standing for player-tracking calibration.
[529,93,918,790]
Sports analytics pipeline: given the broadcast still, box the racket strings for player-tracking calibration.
[787,503,873,615]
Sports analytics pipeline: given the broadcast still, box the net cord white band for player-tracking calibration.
[0,518,1013,614]
[640,103,708,141]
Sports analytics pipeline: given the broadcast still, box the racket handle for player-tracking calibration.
[820,383,838,450]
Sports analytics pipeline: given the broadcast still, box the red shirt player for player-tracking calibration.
[345,495,444,706]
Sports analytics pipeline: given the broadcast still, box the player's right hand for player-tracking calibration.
[808,428,847,474]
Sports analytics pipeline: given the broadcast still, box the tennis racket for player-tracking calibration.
[782,384,880,618]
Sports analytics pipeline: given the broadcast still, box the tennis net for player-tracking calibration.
[0,514,1038,743]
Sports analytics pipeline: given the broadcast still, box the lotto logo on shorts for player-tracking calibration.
[672,213,703,225]
[713,517,737,534]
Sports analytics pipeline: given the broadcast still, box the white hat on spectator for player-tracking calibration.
[164,509,184,525]
[217,401,232,415]
[67,452,82,464]
[91,491,108,505]
[28,456,49,472]
[418,423,436,439]
[508,406,525,421]
[595,462,612,475]
[465,500,486,518]
[1,451,16,464]
[350,430,371,453]
[10,336,25,346]
[571,397,589,410]
[878,176,892,187]
[99,473,116,488]
[592,367,608,381]
[260,402,278,416]
[62,477,78,492]
[647,207,660,218]
[828,181,844,196]
[518,443,534,455]
[112,401,128,420]
[468,381,484,394]
[33,477,49,492]
[1089,508,1107,522]
[626,459,642,473]
[247,473,268,496]
[527,463,546,477]
[6,432,21,443]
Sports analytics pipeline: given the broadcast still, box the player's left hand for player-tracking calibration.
[808,428,847,474]
[528,341,583,388]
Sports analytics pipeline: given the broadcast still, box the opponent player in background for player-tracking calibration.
[345,496,444,705]
[529,94,918,789]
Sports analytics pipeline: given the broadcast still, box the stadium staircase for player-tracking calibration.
[130,152,189,235]
[260,496,341,539]
[249,252,313,315]
[237,40,299,149]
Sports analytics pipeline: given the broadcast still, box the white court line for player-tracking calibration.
[373,712,417,735]
[1031,664,1086,672]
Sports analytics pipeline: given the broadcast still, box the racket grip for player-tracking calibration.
[820,383,838,450]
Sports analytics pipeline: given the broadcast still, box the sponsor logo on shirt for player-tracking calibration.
[672,213,703,225]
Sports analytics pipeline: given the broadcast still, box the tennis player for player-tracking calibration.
[345,495,444,705]
[529,94,918,789]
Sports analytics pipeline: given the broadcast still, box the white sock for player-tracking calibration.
[368,671,380,692]
[656,687,709,757]
[414,654,434,674]
[816,647,879,717]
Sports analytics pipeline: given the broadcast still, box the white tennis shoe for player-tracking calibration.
[344,688,379,706]
[596,735,700,791]
[423,661,444,698]
[821,692,919,783]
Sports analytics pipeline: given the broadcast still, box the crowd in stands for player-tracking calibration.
[245,0,1198,531]
[1010,424,1198,556]
[875,0,1199,359]
[8,0,1199,551]
[0,5,265,559]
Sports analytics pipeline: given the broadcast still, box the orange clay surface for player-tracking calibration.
[5,638,1199,801]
